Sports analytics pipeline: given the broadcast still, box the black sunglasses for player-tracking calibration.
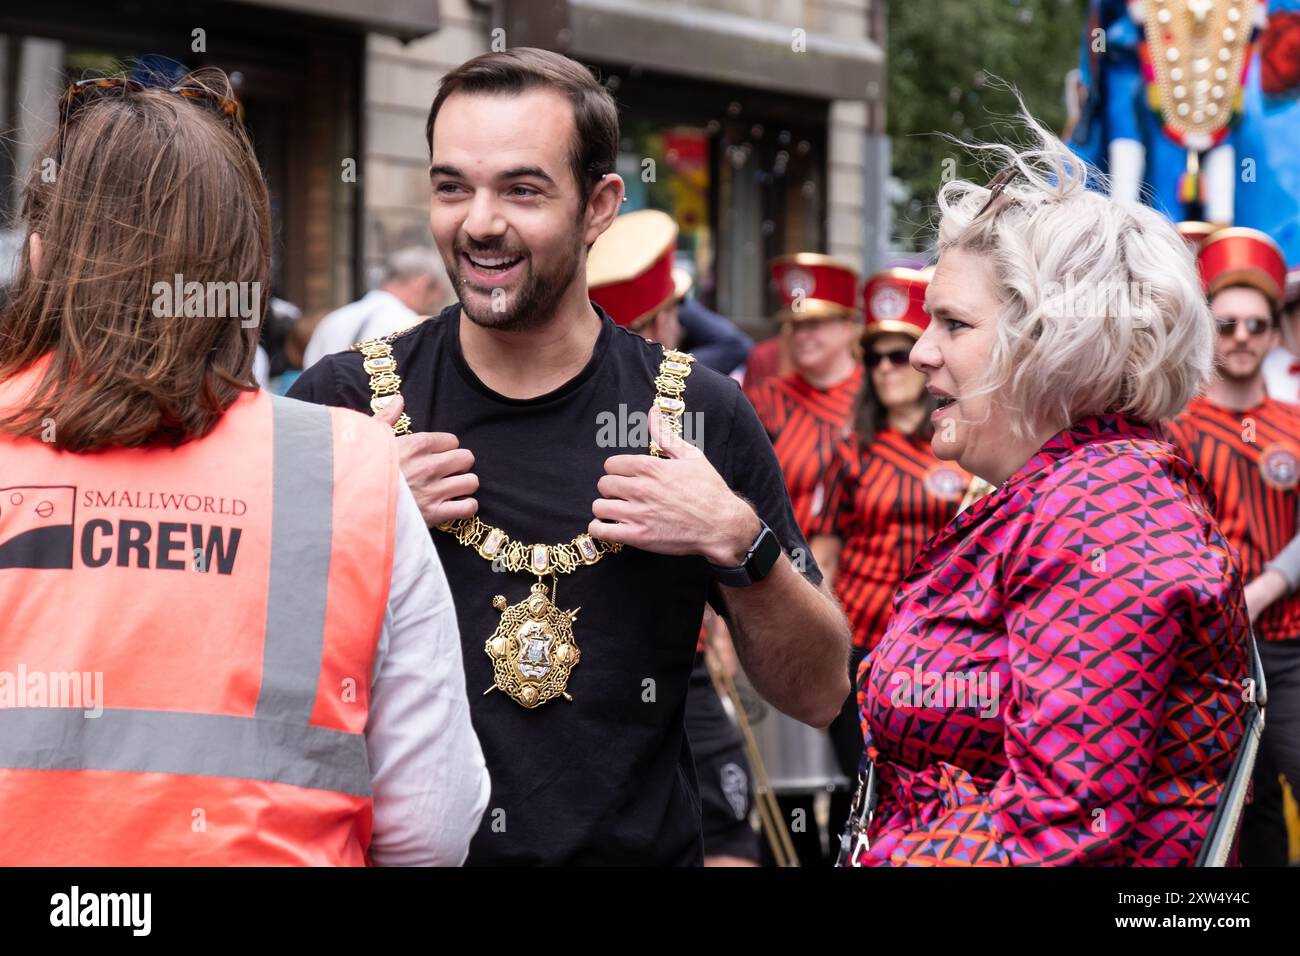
[56,77,242,166]
[1215,317,1272,337]
[865,348,911,370]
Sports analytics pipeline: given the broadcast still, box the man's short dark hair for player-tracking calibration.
[426,47,620,210]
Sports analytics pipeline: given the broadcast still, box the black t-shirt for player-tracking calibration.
[288,303,817,865]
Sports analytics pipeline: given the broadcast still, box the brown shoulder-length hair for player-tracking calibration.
[0,67,270,452]
[425,47,619,210]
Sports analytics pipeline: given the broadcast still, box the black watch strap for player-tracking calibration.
[709,521,782,587]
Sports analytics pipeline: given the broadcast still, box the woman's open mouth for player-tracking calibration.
[929,387,957,421]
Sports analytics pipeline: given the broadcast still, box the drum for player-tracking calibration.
[743,681,847,794]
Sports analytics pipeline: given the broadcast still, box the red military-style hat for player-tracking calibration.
[769,253,859,323]
[861,266,932,345]
[1175,221,1219,252]
[1198,227,1288,309]
[587,210,679,328]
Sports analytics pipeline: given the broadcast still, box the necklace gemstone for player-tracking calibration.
[532,543,551,573]
[479,527,505,559]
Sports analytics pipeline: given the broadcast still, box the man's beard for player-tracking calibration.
[1215,349,1266,383]
[453,234,583,333]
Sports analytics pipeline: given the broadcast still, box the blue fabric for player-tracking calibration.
[678,297,753,375]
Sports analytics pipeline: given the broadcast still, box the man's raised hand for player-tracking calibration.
[373,393,478,527]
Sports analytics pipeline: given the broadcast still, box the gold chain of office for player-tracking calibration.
[356,329,695,708]
[355,332,696,577]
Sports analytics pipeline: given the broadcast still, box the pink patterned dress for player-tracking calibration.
[851,415,1250,866]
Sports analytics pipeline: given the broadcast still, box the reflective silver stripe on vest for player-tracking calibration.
[0,707,371,796]
[257,395,334,723]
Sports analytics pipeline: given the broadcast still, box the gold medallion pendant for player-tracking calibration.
[484,579,580,708]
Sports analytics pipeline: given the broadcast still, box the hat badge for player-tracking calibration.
[1260,442,1300,491]
[871,284,908,323]
[781,267,816,299]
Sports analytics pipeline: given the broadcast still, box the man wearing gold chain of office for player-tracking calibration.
[289,47,850,866]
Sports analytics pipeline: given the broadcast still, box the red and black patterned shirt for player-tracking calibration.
[817,431,969,652]
[1165,395,1300,643]
[745,367,862,540]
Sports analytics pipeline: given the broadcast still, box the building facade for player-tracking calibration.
[1,0,885,336]
[367,0,887,335]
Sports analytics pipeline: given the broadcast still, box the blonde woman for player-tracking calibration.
[844,116,1251,866]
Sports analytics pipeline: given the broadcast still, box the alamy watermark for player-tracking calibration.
[1040,276,1156,328]
[596,403,704,450]
[889,664,1000,719]
[50,886,150,936]
[0,664,103,717]
[151,274,261,327]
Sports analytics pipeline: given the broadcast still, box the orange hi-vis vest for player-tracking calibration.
[0,369,398,866]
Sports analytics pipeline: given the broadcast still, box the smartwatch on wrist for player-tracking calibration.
[709,521,782,587]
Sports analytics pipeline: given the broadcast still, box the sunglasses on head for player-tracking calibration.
[865,348,911,370]
[1215,317,1272,337]
[56,77,241,166]
[973,164,1023,221]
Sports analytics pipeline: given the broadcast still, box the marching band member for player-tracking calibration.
[810,267,970,800]
[1164,227,1300,866]
[745,254,863,541]
[742,253,863,864]
[1262,265,1300,403]
[844,118,1250,866]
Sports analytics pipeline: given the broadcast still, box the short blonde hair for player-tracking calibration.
[934,113,1213,438]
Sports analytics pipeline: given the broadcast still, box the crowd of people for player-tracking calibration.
[0,44,1297,868]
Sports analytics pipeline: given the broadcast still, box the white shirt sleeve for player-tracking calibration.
[365,475,490,866]
[253,346,270,388]
[303,291,419,370]
[1263,346,1300,404]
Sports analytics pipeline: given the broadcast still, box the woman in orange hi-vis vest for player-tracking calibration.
[0,69,488,866]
